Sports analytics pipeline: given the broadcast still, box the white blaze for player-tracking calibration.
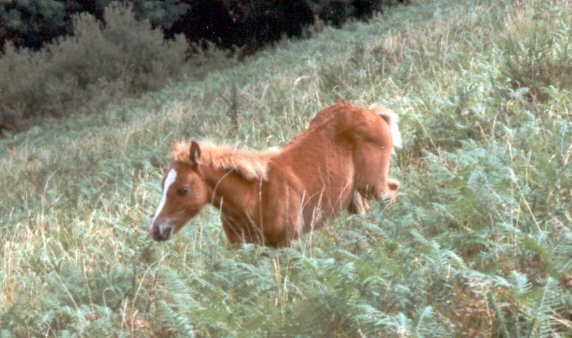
[152,169,177,225]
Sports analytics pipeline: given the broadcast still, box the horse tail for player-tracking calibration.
[369,104,403,151]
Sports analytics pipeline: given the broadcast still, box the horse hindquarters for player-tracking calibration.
[341,110,397,203]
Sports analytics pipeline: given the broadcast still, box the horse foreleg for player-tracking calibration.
[222,218,245,245]
[347,191,370,214]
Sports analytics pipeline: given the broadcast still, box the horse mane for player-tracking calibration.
[171,141,280,181]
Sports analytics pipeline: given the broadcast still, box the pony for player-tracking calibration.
[149,102,402,247]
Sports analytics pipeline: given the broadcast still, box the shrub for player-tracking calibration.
[166,0,315,55]
[1,0,405,54]
[0,0,111,51]
[311,0,406,27]
[0,4,190,131]
[0,0,68,50]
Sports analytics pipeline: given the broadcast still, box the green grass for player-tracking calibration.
[1,0,571,336]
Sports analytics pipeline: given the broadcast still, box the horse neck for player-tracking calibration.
[199,163,258,212]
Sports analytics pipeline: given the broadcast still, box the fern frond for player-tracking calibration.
[508,270,532,295]
[527,278,563,338]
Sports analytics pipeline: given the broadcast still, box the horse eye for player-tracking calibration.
[177,186,191,196]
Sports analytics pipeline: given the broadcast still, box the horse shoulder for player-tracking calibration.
[256,156,307,241]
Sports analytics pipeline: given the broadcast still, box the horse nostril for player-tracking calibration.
[150,223,163,240]
[162,225,174,239]
[149,222,173,241]
[150,224,159,237]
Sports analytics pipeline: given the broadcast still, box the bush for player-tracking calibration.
[166,0,405,53]
[0,4,190,130]
[312,0,386,27]
[0,0,110,51]
[1,0,405,53]
[165,0,315,54]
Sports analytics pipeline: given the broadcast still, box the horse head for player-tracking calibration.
[149,140,210,241]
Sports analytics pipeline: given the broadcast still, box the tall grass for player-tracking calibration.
[1,0,571,336]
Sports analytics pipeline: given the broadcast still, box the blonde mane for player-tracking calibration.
[171,141,280,181]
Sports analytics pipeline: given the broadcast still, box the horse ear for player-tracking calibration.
[189,140,201,166]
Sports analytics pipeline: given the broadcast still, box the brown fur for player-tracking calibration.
[150,103,401,247]
[296,103,401,213]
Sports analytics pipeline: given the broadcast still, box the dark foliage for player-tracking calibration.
[0,0,403,53]
[313,0,386,27]
[0,0,111,51]
[0,4,193,132]
[166,0,315,54]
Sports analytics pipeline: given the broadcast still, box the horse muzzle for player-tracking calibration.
[149,219,175,241]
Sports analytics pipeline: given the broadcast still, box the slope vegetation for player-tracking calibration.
[1,0,570,336]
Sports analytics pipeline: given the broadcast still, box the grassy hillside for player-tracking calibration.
[1,0,571,336]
